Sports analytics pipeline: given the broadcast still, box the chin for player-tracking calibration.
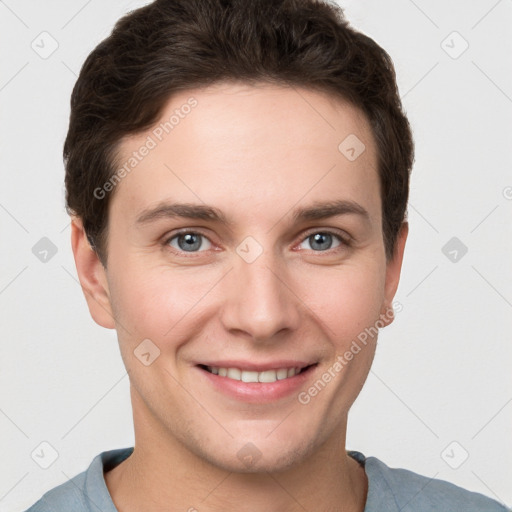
[191,434,316,475]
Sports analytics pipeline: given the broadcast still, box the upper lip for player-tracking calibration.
[196,360,316,372]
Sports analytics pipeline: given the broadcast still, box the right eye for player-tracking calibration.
[164,230,214,255]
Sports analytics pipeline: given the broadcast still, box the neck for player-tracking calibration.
[105,388,367,512]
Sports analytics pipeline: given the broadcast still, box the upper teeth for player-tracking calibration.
[207,366,300,383]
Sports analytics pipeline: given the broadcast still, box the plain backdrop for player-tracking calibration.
[1,1,511,510]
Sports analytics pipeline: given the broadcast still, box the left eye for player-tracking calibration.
[298,231,345,252]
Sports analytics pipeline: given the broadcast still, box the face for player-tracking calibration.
[72,82,407,473]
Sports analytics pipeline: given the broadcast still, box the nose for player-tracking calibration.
[219,250,302,343]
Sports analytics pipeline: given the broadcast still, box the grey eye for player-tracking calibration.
[299,232,342,252]
[168,232,212,252]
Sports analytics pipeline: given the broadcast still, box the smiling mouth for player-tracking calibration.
[198,364,317,383]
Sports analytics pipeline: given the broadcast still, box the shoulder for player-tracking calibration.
[23,447,134,512]
[23,471,89,512]
[349,451,509,512]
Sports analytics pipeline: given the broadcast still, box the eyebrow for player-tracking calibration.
[135,199,371,227]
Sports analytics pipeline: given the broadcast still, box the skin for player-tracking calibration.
[71,82,408,512]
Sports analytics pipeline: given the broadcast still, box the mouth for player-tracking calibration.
[194,359,319,402]
[197,363,317,383]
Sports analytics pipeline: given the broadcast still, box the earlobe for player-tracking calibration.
[380,221,409,327]
[70,217,116,329]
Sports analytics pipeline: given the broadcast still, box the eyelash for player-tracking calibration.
[162,228,352,257]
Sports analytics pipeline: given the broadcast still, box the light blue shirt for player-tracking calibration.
[25,447,509,511]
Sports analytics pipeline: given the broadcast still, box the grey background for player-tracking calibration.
[1,0,511,510]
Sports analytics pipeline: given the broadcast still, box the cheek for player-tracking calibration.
[294,261,386,345]
[108,248,387,353]
[108,262,212,345]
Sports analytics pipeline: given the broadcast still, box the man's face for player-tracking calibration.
[75,82,407,472]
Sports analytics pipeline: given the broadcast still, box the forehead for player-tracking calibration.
[111,82,380,227]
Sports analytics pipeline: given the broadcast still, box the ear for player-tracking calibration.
[70,217,116,329]
[379,221,408,327]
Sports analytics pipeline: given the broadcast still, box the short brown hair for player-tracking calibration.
[64,0,414,265]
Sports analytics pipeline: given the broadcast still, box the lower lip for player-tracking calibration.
[196,365,317,403]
